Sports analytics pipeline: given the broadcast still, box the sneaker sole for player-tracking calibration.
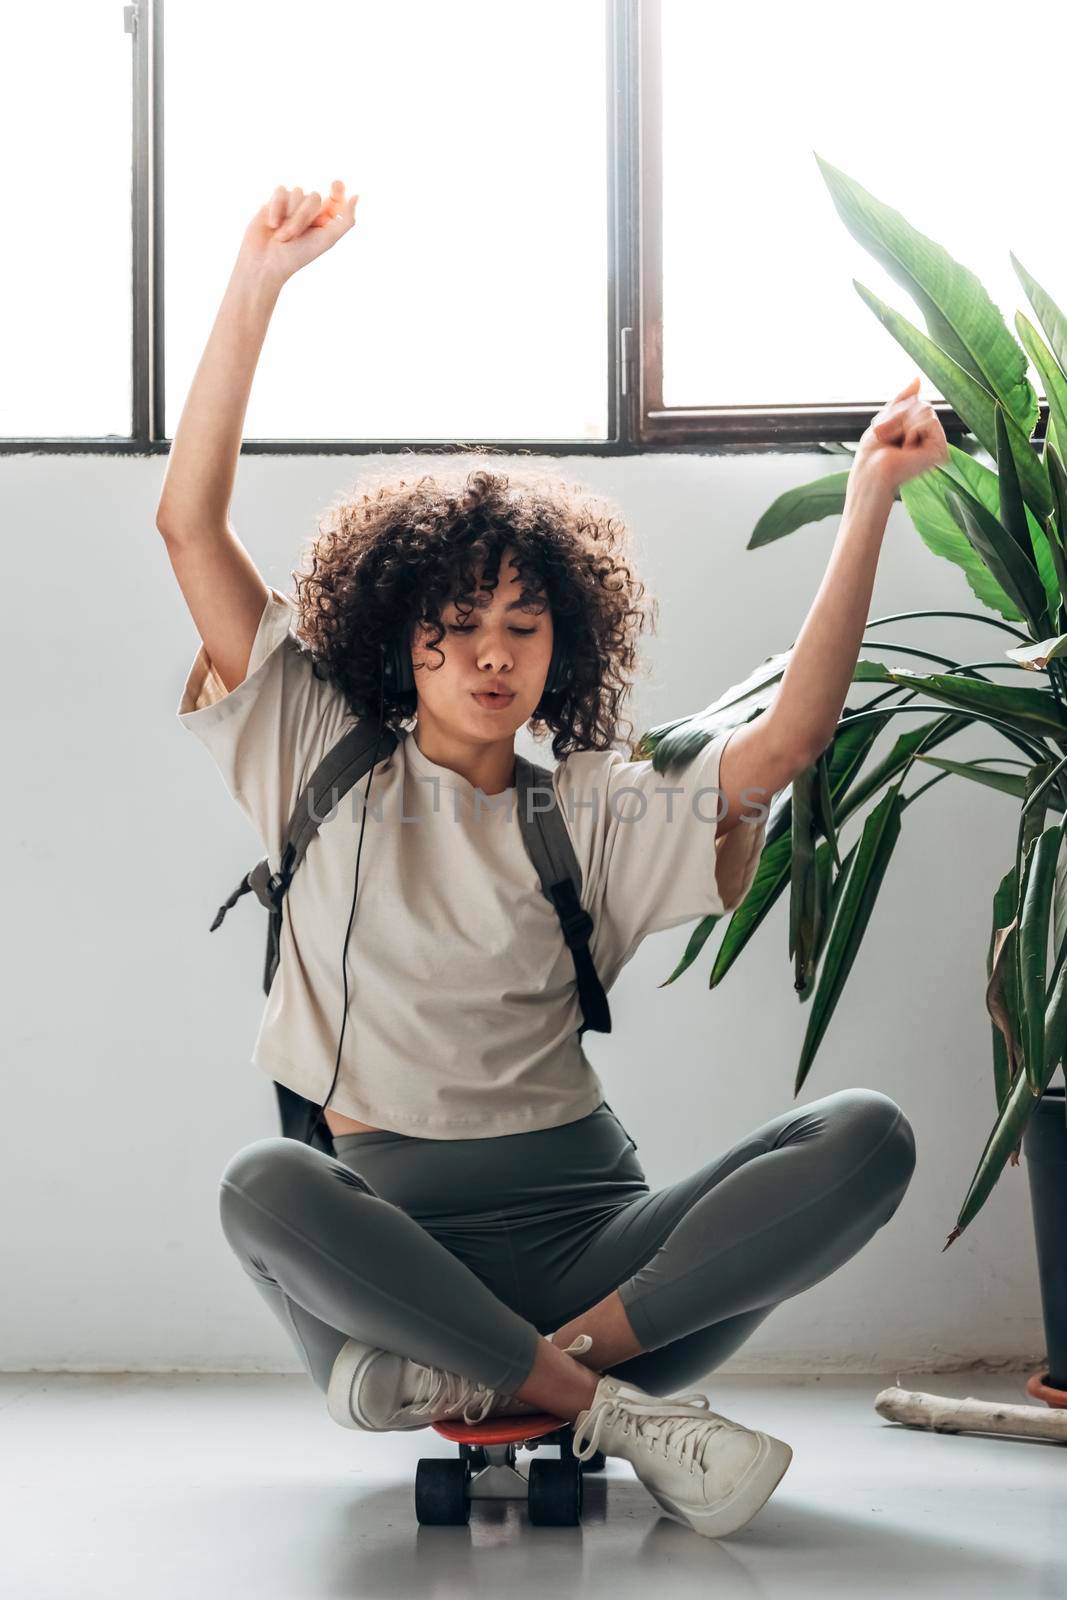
[326,1339,381,1430]
[642,1430,793,1540]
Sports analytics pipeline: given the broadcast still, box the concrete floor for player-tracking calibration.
[3,1369,1064,1599]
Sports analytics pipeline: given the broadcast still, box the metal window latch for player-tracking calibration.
[619,326,634,398]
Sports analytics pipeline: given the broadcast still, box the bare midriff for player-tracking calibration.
[324,1109,385,1135]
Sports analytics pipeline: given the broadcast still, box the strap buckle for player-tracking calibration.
[559,905,593,945]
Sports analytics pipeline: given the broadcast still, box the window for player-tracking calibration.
[166,0,609,443]
[3,0,1059,454]
[638,0,1064,447]
[0,1,131,438]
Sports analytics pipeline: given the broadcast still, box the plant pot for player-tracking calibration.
[1022,1079,1067,1406]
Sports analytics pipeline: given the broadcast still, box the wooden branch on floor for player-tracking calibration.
[874,1384,1067,1443]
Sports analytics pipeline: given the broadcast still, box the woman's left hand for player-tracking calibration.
[850,374,950,497]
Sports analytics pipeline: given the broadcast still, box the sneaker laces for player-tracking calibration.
[572,1385,735,1474]
[406,1333,596,1427]
[404,1363,491,1424]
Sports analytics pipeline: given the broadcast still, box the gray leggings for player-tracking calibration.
[218,1088,916,1399]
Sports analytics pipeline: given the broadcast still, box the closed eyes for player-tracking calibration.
[447,624,538,636]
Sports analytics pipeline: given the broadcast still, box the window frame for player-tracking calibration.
[0,0,1042,456]
[633,0,1029,454]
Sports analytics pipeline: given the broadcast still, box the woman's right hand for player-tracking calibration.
[236,179,360,289]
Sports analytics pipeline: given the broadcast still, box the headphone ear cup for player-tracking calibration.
[544,635,562,695]
[382,628,415,698]
[542,631,570,698]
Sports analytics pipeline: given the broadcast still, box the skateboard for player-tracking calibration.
[415,1411,607,1526]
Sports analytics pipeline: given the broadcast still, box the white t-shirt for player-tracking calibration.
[177,587,771,1138]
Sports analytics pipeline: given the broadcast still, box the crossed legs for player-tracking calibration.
[218,1087,916,1419]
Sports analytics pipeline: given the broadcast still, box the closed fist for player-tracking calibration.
[239,179,360,286]
[852,375,950,494]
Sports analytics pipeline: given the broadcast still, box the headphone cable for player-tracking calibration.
[306,655,388,1149]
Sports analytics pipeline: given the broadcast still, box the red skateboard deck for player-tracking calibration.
[432,1412,567,1446]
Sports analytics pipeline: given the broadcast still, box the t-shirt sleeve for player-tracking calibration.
[554,724,774,965]
[175,585,355,868]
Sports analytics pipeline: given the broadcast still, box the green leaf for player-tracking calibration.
[941,483,1050,636]
[1020,758,1060,849]
[1052,839,1067,991]
[994,402,1039,571]
[1011,764,1059,1081]
[1019,822,1063,1093]
[852,280,1052,523]
[658,707,891,993]
[789,762,820,991]
[911,753,1053,805]
[875,664,1064,739]
[928,449,1051,629]
[954,445,1060,626]
[813,836,854,973]
[697,829,791,984]
[1015,313,1067,484]
[1011,254,1067,380]
[656,910,721,989]
[1044,443,1067,621]
[837,712,970,817]
[1048,410,1062,463]
[674,706,961,996]
[748,471,855,549]
[795,837,855,1008]
[658,706,963,993]
[944,943,1067,1246]
[944,1049,1038,1246]
[633,651,795,770]
[699,708,900,991]
[794,784,905,1094]
[898,472,1021,621]
[814,748,843,869]
[1046,930,1067,1068]
[900,443,1059,625]
[988,865,1020,1112]
[815,155,1037,431]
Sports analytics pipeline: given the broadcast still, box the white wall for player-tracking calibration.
[3,449,1050,1375]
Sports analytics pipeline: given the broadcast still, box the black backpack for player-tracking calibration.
[208,718,612,1155]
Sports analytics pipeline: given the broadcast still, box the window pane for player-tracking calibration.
[0,2,131,437]
[660,0,1066,410]
[165,0,608,441]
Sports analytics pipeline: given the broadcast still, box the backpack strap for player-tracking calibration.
[514,753,612,1037]
[207,723,611,1037]
[208,718,397,995]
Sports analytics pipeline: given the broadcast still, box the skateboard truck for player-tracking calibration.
[415,1411,607,1526]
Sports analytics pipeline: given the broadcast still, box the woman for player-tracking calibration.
[157,180,937,1540]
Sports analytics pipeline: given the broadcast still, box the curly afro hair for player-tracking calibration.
[288,460,659,761]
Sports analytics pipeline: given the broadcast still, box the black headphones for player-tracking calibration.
[305,613,574,1148]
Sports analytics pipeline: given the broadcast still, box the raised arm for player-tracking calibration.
[715,376,950,839]
[155,179,360,694]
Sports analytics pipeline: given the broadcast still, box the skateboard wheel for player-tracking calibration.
[415,1457,471,1525]
[528,1458,583,1526]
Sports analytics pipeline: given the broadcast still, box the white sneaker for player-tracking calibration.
[326,1334,594,1432]
[571,1373,793,1539]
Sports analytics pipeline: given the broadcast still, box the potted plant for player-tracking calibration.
[633,157,1067,1406]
